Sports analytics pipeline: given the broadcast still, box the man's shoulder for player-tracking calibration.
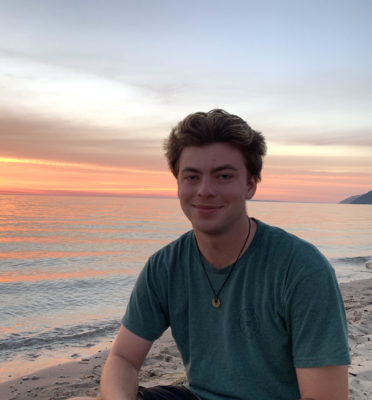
[256,219,331,274]
[140,230,194,282]
[149,230,194,263]
[257,219,319,252]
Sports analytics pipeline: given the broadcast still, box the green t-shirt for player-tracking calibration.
[123,220,350,400]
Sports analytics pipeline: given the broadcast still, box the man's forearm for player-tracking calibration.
[100,353,140,400]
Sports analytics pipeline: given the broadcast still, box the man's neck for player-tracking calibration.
[194,217,256,269]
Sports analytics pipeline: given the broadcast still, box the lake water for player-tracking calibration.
[0,194,371,381]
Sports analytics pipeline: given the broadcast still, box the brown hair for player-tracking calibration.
[164,109,267,181]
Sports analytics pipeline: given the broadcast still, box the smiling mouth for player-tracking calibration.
[193,205,223,212]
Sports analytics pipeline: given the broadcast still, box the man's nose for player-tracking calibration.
[197,176,216,197]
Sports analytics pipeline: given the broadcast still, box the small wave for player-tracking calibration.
[330,256,372,265]
[0,319,121,355]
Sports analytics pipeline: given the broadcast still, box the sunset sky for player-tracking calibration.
[1,0,371,203]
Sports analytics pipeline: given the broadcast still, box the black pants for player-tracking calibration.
[138,385,200,400]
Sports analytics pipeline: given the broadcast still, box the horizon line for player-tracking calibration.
[0,188,340,204]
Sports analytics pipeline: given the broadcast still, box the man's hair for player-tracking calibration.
[164,109,267,181]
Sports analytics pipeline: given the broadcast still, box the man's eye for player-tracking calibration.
[218,174,232,180]
[185,175,198,181]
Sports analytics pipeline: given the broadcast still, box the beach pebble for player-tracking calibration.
[71,353,80,358]
[22,376,30,381]
[31,375,40,380]
[366,261,372,270]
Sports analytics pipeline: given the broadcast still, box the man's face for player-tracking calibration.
[177,142,257,236]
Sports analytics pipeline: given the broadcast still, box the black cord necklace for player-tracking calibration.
[196,217,252,308]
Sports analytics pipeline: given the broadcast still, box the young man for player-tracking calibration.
[72,109,350,400]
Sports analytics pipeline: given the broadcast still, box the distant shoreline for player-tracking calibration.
[3,189,370,204]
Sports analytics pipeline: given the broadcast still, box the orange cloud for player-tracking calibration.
[1,110,371,202]
[0,157,170,175]
[1,154,371,203]
[0,156,177,197]
[0,111,168,170]
[257,170,371,203]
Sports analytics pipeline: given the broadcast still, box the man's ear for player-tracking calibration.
[246,176,258,200]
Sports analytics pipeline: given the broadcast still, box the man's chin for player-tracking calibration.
[191,221,225,236]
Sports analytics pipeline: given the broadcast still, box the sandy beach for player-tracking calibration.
[1,278,371,400]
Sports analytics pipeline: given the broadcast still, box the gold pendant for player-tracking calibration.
[212,297,221,308]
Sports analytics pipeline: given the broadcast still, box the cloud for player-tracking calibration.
[0,111,169,170]
[0,52,174,131]
[263,125,372,148]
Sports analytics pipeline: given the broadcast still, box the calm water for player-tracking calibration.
[0,195,371,381]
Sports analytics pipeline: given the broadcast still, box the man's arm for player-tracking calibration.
[100,325,153,400]
[296,365,348,400]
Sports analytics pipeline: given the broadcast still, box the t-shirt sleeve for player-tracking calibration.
[122,257,170,341]
[284,261,350,368]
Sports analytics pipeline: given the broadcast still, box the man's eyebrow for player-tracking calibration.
[211,165,238,173]
[180,165,238,174]
[180,167,199,174]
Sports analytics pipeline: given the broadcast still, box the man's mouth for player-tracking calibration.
[193,204,223,213]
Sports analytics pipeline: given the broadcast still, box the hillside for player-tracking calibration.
[340,191,372,204]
